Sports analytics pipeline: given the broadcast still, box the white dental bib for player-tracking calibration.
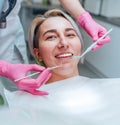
[4,76,120,125]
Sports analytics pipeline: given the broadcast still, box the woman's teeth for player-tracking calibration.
[56,53,73,58]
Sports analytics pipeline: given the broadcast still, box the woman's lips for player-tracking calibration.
[55,53,73,58]
[55,53,73,64]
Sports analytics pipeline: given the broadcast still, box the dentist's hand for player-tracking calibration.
[0,60,51,95]
[77,11,110,50]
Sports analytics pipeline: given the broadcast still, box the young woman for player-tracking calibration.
[3,9,120,125]
[0,0,110,94]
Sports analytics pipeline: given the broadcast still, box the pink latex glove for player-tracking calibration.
[0,60,51,95]
[77,11,110,50]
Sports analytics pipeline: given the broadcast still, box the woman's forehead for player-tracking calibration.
[39,16,74,32]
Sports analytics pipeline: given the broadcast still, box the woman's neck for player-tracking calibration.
[46,69,79,84]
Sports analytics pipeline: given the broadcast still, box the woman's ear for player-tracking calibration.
[33,48,43,61]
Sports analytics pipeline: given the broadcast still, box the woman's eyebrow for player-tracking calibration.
[65,28,75,32]
[42,29,56,37]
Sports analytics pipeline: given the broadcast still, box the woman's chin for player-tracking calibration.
[55,64,78,76]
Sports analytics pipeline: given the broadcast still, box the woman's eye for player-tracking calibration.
[46,35,57,40]
[67,33,76,38]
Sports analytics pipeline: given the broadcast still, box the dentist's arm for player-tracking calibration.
[0,60,51,95]
[59,0,110,50]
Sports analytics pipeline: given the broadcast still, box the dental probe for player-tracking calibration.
[14,65,61,82]
[73,28,113,59]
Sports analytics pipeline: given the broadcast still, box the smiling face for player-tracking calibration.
[34,16,82,83]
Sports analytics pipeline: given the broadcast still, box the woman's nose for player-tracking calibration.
[58,37,69,49]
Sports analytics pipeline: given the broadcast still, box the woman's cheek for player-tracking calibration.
[72,42,81,55]
[42,50,54,66]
